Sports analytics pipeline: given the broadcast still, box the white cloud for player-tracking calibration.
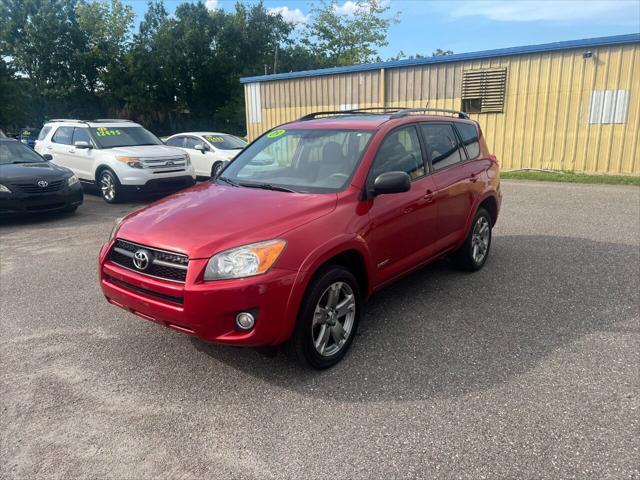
[268,6,310,25]
[448,0,639,24]
[333,0,390,16]
[205,0,219,11]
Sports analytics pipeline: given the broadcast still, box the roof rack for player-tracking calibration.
[47,119,88,123]
[390,108,469,119]
[299,107,469,121]
[91,119,135,123]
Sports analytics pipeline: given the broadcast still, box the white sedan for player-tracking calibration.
[164,132,247,178]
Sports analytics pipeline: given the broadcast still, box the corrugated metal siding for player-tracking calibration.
[244,42,639,175]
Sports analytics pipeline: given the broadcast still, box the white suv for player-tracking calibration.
[35,119,196,203]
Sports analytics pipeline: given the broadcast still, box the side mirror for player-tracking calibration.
[372,171,411,196]
[74,140,91,149]
[194,144,207,153]
[43,154,53,161]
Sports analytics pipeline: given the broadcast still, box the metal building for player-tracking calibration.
[241,34,640,175]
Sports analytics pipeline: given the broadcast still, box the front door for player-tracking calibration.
[364,125,439,285]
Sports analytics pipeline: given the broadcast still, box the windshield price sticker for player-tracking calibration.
[205,136,225,143]
[96,127,122,137]
[266,129,286,139]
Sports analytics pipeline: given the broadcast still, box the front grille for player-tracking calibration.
[105,275,184,304]
[15,179,65,193]
[108,239,189,282]
[142,156,187,172]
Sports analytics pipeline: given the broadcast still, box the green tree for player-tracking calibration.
[301,0,398,67]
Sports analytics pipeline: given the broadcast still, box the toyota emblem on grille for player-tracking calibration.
[133,249,152,270]
[37,180,48,188]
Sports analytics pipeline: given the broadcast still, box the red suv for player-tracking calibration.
[99,108,501,368]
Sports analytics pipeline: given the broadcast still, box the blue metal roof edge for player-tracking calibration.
[240,33,640,84]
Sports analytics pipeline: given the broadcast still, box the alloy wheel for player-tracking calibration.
[311,281,356,357]
[100,172,116,201]
[471,216,490,264]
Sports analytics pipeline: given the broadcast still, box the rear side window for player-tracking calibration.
[371,126,425,180]
[37,127,51,141]
[72,127,92,145]
[165,136,184,147]
[456,123,481,159]
[52,127,74,145]
[420,123,464,172]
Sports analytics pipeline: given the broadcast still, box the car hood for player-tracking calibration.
[108,144,186,158]
[116,182,337,259]
[0,161,71,182]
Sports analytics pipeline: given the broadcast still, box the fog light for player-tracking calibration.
[235,312,255,330]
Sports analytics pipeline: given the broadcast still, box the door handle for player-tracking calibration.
[469,173,478,183]
[68,149,75,153]
[46,146,53,150]
[423,190,434,203]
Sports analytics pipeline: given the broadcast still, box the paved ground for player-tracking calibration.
[1,181,639,479]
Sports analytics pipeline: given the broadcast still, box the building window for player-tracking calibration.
[461,68,507,114]
[588,89,629,124]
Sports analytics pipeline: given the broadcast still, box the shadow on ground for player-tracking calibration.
[191,234,639,402]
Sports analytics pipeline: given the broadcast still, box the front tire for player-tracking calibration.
[287,265,361,369]
[211,161,224,178]
[452,207,492,271]
[98,169,122,203]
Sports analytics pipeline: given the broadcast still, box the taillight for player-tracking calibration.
[489,154,499,165]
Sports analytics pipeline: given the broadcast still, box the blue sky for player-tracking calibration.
[123,0,640,59]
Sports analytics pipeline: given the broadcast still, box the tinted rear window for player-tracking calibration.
[456,123,480,159]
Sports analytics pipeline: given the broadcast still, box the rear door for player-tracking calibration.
[365,125,438,285]
[419,122,473,247]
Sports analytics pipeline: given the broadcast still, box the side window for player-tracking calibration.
[52,126,74,145]
[184,137,200,149]
[72,127,92,145]
[456,123,481,159]
[420,123,464,172]
[37,126,51,141]
[165,136,184,147]
[371,126,425,180]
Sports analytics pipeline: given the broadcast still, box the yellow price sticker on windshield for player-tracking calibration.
[266,129,285,139]
[95,128,122,137]
[206,136,225,143]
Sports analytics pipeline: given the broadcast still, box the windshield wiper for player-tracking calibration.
[217,176,239,187]
[237,182,297,193]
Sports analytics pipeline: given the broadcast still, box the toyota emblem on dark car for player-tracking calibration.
[37,180,49,188]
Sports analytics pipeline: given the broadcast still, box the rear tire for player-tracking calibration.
[452,207,492,271]
[286,265,361,369]
[98,169,122,204]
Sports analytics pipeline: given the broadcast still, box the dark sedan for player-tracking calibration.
[0,139,83,215]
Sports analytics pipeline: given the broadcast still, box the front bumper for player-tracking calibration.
[99,245,299,347]
[0,184,83,214]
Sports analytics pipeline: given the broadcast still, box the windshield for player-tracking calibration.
[204,134,247,150]
[90,126,162,148]
[0,141,46,164]
[220,129,373,193]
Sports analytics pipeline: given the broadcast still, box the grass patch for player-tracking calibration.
[501,170,640,186]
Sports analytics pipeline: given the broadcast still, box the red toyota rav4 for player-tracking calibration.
[99,108,501,369]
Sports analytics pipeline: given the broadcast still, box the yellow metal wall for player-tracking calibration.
[244,42,640,175]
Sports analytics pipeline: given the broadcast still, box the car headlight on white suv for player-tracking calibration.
[67,174,79,186]
[115,155,143,168]
[204,239,286,281]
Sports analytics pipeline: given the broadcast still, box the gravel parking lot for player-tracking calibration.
[1,180,639,479]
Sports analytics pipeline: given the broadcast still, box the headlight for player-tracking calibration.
[0,183,11,194]
[67,174,79,186]
[109,217,124,241]
[115,155,142,168]
[204,239,286,281]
